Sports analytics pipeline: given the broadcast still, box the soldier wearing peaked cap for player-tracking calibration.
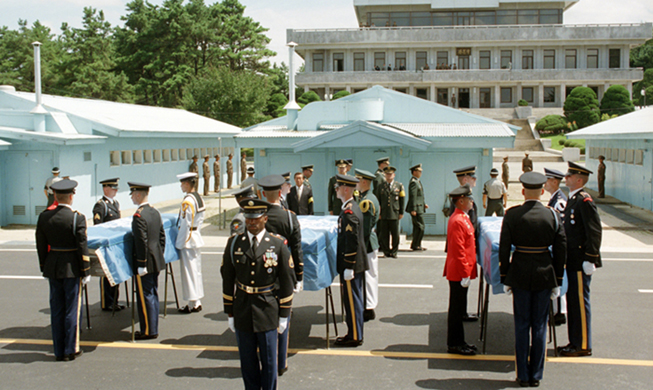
[301,165,314,189]
[129,182,166,340]
[93,178,124,312]
[328,160,349,215]
[214,155,221,192]
[44,167,63,207]
[345,158,353,174]
[221,198,295,390]
[373,157,390,198]
[355,169,380,322]
[241,166,261,199]
[36,179,90,361]
[202,155,211,196]
[377,166,405,258]
[406,164,428,251]
[482,168,507,217]
[231,185,257,236]
[522,153,533,173]
[279,172,291,210]
[499,172,567,386]
[189,155,199,175]
[227,153,234,189]
[558,161,602,357]
[241,152,248,182]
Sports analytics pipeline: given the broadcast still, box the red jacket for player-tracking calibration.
[443,208,478,282]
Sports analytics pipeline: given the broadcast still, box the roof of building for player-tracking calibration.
[567,107,653,140]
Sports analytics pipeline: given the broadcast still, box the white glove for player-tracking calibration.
[551,287,561,300]
[294,280,304,293]
[344,269,355,281]
[460,277,471,288]
[82,275,91,286]
[137,267,147,276]
[278,317,289,334]
[228,317,235,333]
[582,261,596,276]
[503,285,512,295]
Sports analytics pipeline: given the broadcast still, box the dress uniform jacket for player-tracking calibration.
[378,181,406,220]
[563,189,602,272]
[522,156,533,172]
[189,161,198,174]
[93,196,120,225]
[499,201,567,291]
[221,231,295,333]
[132,204,166,274]
[443,208,477,282]
[358,190,379,253]
[328,176,343,214]
[548,189,567,214]
[266,204,304,282]
[287,185,314,215]
[240,156,247,182]
[227,159,234,188]
[372,169,384,198]
[202,161,211,195]
[405,176,425,215]
[337,199,368,274]
[213,159,220,192]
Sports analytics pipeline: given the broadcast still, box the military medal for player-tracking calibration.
[264,250,278,268]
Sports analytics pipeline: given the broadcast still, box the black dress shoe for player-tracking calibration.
[447,345,476,355]
[278,366,288,376]
[64,350,83,361]
[55,355,70,362]
[559,345,592,357]
[191,305,202,313]
[419,247,427,251]
[363,309,376,322]
[462,313,479,322]
[556,343,571,354]
[134,331,159,341]
[465,344,478,352]
[516,379,530,387]
[178,305,192,313]
[529,380,540,387]
[102,305,124,312]
[334,337,363,347]
[554,313,566,326]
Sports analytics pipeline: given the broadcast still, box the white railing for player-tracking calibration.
[290,23,649,33]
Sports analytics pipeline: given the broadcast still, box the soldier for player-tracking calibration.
[175,173,205,313]
[334,174,368,347]
[406,164,428,251]
[241,167,261,199]
[354,169,380,322]
[558,162,602,357]
[301,165,314,189]
[214,154,221,192]
[502,156,510,189]
[482,168,507,216]
[231,185,257,236]
[221,198,295,390]
[44,167,63,207]
[522,153,533,173]
[36,179,90,361]
[328,160,348,215]
[288,172,314,215]
[93,178,124,312]
[129,182,166,340]
[373,157,390,197]
[202,155,211,196]
[240,152,248,182]
[227,153,234,189]
[376,166,405,258]
[279,172,292,210]
[597,155,606,198]
[499,172,567,387]
[189,155,199,175]
[345,158,353,174]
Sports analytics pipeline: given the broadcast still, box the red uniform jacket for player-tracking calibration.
[443,208,478,282]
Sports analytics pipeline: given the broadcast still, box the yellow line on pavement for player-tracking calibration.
[1,338,652,367]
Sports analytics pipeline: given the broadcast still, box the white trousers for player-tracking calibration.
[179,248,204,302]
[365,250,379,310]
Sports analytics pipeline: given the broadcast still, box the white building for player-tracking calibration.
[288,0,651,109]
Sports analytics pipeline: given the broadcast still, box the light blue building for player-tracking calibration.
[0,85,240,226]
[238,86,517,234]
[568,107,653,211]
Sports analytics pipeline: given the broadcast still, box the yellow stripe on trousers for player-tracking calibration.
[346,280,357,340]
[136,275,149,335]
[577,271,588,350]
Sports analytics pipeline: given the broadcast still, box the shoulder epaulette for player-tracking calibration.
[580,191,593,202]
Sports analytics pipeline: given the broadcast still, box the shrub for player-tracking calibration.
[580,147,586,154]
[517,99,529,106]
[558,139,566,146]
[563,87,600,129]
[332,90,351,100]
[600,85,635,116]
[536,115,568,135]
[564,140,573,147]
[298,91,322,105]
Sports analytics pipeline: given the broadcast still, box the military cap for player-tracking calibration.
[204,154,210,158]
[176,172,198,182]
[335,159,347,167]
[100,178,119,188]
[566,161,592,176]
[50,179,77,194]
[128,182,151,194]
[383,166,397,173]
[490,168,499,175]
[376,156,390,164]
[239,198,270,219]
[354,168,375,181]
[192,155,198,159]
[503,156,509,161]
[449,184,473,199]
[335,174,359,187]
[258,174,285,191]
[544,167,565,180]
[345,159,353,166]
[246,167,255,174]
[454,165,476,178]
[410,164,423,172]
[214,154,220,158]
[520,172,547,189]
[51,167,60,174]
[229,153,233,157]
[302,164,314,171]
[233,185,256,199]
[598,155,605,160]
[281,171,291,182]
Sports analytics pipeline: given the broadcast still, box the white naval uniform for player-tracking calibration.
[175,192,205,304]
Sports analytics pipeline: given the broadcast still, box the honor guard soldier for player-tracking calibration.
[482,168,507,216]
[327,160,348,215]
[129,182,166,340]
[241,152,248,182]
[175,173,205,313]
[231,185,257,236]
[288,172,314,215]
[499,172,567,387]
[558,162,602,357]
[259,174,303,375]
[189,155,199,174]
[301,165,314,189]
[279,172,291,210]
[44,167,63,207]
[443,184,477,356]
[354,169,380,322]
[221,199,295,390]
[202,155,211,196]
[36,179,90,361]
[376,166,405,258]
[373,157,390,197]
[214,154,221,192]
[93,178,124,312]
[227,153,234,188]
[334,174,368,346]
[241,167,261,198]
[406,164,428,251]
[502,156,510,189]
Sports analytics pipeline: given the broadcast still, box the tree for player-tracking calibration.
[266,92,288,118]
[599,85,634,117]
[630,36,653,71]
[332,90,351,100]
[535,115,567,135]
[563,86,600,129]
[633,68,653,106]
[298,90,321,105]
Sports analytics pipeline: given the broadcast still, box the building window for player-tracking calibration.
[122,151,132,165]
[354,52,365,71]
[171,149,179,161]
[496,10,517,25]
[153,149,162,163]
[635,150,644,165]
[612,148,619,161]
[437,88,448,105]
[544,87,556,103]
[369,12,389,27]
[395,52,406,70]
[416,51,427,70]
[201,148,207,158]
[437,51,449,68]
[374,52,386,70]
[501,50,512,69]
[110,151,120,167]
[518,10,538,24]
[162,149,170,162]
[501,87,512,103]
[522,50,534,70]
[457,12,471,26]
[475,11,495,25]
[142,150,152,164]
[313,53,324,72]
[587,48,599,69]
[479,51,491,69]
[412,12,431,26]
[416,88,428,100]
[619,149,626,163]
[479,88,491,108]
[540,9,562,24]
[565,49,577,69]
[394,88,407,94]
[333,53,344,72]
[609,49,621,68]
[433,12,453,26]
[391,12,410,26]
[458,56,470,70]
[179,148,187,160]
[626,149,634,164]
[522,87,534,103]
[543,49,555,69]
[132,150,142,164]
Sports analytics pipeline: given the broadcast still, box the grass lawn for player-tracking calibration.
[540,134,585,151]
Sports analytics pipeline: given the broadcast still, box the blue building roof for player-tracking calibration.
[568,107,653,140]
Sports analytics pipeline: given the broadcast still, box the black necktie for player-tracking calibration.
[251,236,258,254]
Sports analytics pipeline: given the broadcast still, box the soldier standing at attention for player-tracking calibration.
[93,178,124,312]
[202,155,211,196]
[213,154,221,192]
[377,166,405,258]
[189,155,199,174]
[334,174,368,347]
[44,167,63,207]
[227,153,234,189]
[597,155,606,198]
[522,153,533,173]
[406,164,428,251]
[482,168,507,216]
[221,199,295,390]
[558,162,602,357]
[279,172,292,210]
[36,179,90,362]
[301,165,314,189]
[373,157,390,197]
[502,156,510,189]
[354,169,380,322]
[175,173,205,314]
[328,160,348,215]
[241,167,261,199]
[129,182,166,340]
[240,152,248,182]
[230,185,257,236]
[499,172,567,387]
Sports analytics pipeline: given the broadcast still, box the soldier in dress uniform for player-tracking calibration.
[301,165,314,189]
[241,152,248,182]
[36,179,90,362]
[214,154,221,192]
[597,155,606,198]
[345,158,353,174]
[279,172,292,210]
[241,167,261,199]
[231,185,257,236]
[259,174,303,375]
[189,155,199,175]
[221,198,295,390]
[227,153,234,189]
[202,155,211,196]
[175,173,205,313]
[522,153,533,173]
[376,166,405,258]
[354,169,380,322]
[406,164,428,251]
[288,172,314,215]
[499,172,567,387]
[129,182,166,340]
[328,160,348,215]
[373,157,390,197]
[502,156,510,189]
[482,168,507,216]
[334,174,368,347]
[44,167,63,207]
[558,162,602,357]
[93,178,124,312]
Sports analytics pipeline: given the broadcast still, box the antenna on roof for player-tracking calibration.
[30,41,48,132]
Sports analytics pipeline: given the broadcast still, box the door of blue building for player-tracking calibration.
[3,151,53,225]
